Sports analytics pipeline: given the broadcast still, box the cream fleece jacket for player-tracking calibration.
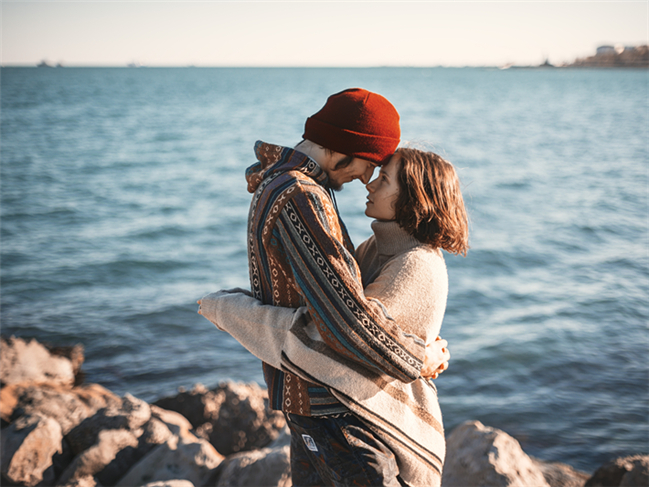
[200,220,449,486]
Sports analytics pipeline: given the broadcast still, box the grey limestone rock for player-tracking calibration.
[65,393,150,456]
[532,457,590,487]
[585,455,649,487]
[153,382,286,456]
[442,420,550,487]
[6,383,121,435]
[150,404,195,440]
[215,445,291,487]
[0,336,76,388]
[116,435,224,487]
[57,428,139,485]
[57,475,103,487]
[0,413,63,487]
[141,481,195,487]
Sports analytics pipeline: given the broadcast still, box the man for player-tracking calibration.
[201,88,448,485]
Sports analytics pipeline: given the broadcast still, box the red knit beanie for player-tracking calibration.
[303,88,400,165]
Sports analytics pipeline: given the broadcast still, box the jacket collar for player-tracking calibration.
[245,141,329,193]
[371,220,422,259]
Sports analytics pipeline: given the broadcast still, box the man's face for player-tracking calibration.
[324,153,377,191]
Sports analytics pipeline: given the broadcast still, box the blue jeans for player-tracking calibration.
[286,413,405,487]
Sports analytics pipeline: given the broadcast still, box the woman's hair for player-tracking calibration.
[393,148,469,256]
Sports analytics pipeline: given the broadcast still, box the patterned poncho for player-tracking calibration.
[201,216,449,486]
[243,141,426,416]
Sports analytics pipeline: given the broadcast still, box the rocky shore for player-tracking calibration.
[1,336,647,487]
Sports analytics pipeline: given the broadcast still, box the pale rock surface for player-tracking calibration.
[266,426,291,449]
[0,413,63,487]
[150,404,195,441]
[585,455,649,487]
[57,474,101,487]
[153,382,285,455]
[215,445,292,487]
[141,481,196,487]
[116,435,224,487]
[0,336,75,388]
[532,457,590,487]
[65,393,150,455]
[442,420,550,487]
[140,417,175,447]
[42,342,86,383]
[57,428,139,485]
[4,382,121,434]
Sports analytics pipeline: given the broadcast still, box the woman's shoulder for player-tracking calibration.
[373,245,447,294]
[398,245,447,272]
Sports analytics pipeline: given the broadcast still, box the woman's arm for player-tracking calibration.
[199,287,449,379]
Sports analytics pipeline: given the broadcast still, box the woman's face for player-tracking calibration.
[365,153,400,221]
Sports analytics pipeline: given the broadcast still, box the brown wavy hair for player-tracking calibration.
[394,148,469,256]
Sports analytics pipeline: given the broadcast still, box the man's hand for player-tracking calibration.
[421,336,450,380]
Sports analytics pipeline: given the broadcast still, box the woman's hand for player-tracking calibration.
[197,299,202,314]
[421,336,450,380]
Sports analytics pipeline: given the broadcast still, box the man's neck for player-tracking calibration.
[295,140,326,167]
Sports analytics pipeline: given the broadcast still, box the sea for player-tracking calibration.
[1,66,647,473]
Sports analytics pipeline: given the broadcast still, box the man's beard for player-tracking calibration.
[326,180,343,192]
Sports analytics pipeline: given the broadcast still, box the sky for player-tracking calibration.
[2,1,648,67]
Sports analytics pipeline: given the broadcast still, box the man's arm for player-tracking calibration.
[274,188,425,382]
[198,291,449,380]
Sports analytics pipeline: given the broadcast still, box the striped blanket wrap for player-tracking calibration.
[204,141,447,485]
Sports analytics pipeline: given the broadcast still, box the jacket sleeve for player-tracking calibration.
[274,187,425,382]
[199,290,306,370]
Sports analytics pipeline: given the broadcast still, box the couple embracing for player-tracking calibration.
[199,88,469,487]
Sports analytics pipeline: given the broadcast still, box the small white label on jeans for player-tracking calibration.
[302,434,318,452]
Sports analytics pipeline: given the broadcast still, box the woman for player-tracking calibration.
[199,147,469,486]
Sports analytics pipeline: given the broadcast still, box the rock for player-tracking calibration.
[585,455,649,487]
[532,457,590,487]
[43,342,86,386]
[154,382,286,455]
[153,384,209,429]
[116,435,223,487]
[442,420,550,487]
[215,445,291,487]
[7,383,121,434]
[120,393,153,431]
[0,413,63,487]
[61,416,174,487]
[0,336,76,388]
[57,429,139,485]
[65,394,150,455]
[266,426,291,449]
[150,405,195,441]
[94,418,177,486]
[141,481,195,487]
[57,475,101,487]
[139,417,175,448]
[52,436,75,482]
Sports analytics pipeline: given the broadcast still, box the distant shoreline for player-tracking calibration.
[2,64,648,69]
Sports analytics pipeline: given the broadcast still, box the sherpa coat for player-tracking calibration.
[200,220,449,486]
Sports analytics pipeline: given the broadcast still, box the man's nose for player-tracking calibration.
[359,164,376,185]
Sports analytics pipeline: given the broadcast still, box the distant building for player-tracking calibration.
[571,45,648,68]
[596,46,616,56]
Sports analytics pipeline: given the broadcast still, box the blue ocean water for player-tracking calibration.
[1,67,647,472]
